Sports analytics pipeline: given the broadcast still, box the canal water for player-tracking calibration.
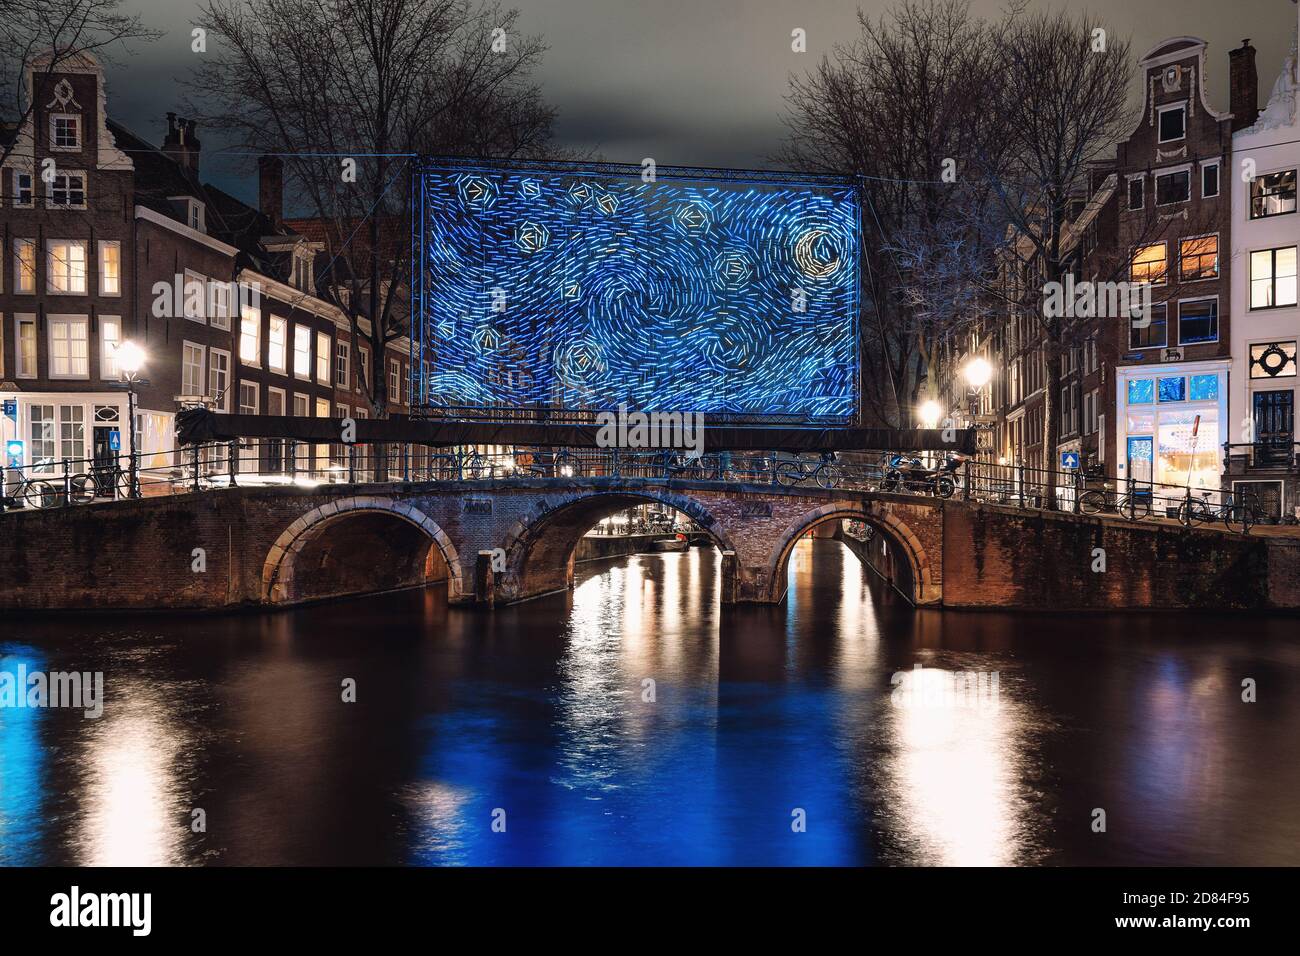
[2,539,1298,866]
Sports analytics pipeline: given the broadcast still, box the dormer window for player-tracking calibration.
[187,199,205,232]
[290,250,313,291]
[1157,103,1186,143]
[50,114,81,150]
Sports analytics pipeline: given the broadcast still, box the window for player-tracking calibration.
[48,315,89,378]
[12,170,33,207]
[29,405,55,466]
[47,240,87,293]
[1201,162,1220,199]
[1155,169,1190,206]
[1158,376,1186,403]
[1179,235,1218,281]
[14,238,36,293]
[1250,247,1298,309]
[293,393,309,416]
[1127,177,1144,210]
[293,324,311,379]
[269,316,288,372]
[1157,104,1185,143]
[240,304,261,365]
[335,341,350,387]
[1177,299,1218,345]
[1131,243,1167,284]
[98,241,121,296]
[1250,170,1296,219]
[46,170,86,208]
[209,348,231,410]
[183,270,206,322]
[99,315,121,380]
[15,315,37,378]
[59,405,85,463]
[389,357,400,397]
[209,280,231,331]
[316,331,331,384]
[186,200,205,232]
[357,345,369,392]
[315,397,330,418]
[239,381,259,415]
[1249,341,1298,379]
[49,114,81,149]
[1130,303,1168,350]
[1189,374,1219,401]
[182,342,206,396]
[1127,379,1155,405]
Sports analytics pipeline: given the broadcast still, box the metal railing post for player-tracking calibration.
[228,440,239,487]
[62,458,71,506]
[963,459,970,501]
[1073,468,1082,514]
[1018,464,1026,509]
[348,444,356,483]
[287,440,297,481]
[191,445,201,492]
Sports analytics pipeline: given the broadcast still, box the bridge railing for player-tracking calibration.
[0,442,1265,532]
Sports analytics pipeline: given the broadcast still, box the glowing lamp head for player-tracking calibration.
[918,400,943,428]
[963,356,992,389]
[116,341,146,376]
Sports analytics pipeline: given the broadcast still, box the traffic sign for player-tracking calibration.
[1060,451,1080,470]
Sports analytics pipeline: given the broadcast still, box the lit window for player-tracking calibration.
[99,241,121,295]
[16,315,37,378]
[239,382,259,415]
[269,316,288,372]
[48,315,89,378]
[209,349,231,410]
[240,304,261,365]
[14,238,36,293]
[1188,374,1219,401]
[1127,379,1155,405]
[47,239,87,293]
[1179,236,1218,281]
[182,342,205,395]
[1157,376,1185,403]
[316,331,331,384]
[335,341,350,387]
[209,280,231,330]
[1130,243,1167,285]
[100,315,121,380]
[1249,342,1298,379]
[1250,170,1296,219]
[1250,247,1298,309]
[293,324,311,379]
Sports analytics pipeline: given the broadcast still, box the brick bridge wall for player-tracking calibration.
[1,478,1297,613]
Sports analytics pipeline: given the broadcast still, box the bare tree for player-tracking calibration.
[778,0,1010,428]
[187,0,558,421]
[0,0,159,167]
[975,10,1133,505]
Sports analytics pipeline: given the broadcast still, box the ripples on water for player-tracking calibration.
[1,539,1298,866]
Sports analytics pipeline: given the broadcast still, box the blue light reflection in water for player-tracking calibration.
[0,645,47,866]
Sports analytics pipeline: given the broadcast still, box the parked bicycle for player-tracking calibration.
[1078,481,1153,520]
[880,453,965,499]
[774,452,841,489]
[2,459,104,509]
[1176,489,1259,535]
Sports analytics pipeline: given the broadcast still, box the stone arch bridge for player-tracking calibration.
[2,476,1299,613]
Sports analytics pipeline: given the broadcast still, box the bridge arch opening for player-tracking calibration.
[262,498,462,606]
[767,508,926,607]
[497,491,734,604]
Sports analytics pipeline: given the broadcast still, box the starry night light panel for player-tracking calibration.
[415,160,860,422]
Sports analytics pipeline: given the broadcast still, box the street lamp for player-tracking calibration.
[962,356,993,389]
[116,341,146,498]
[918,399,943,428]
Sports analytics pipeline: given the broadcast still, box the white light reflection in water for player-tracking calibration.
[879,664,1036,866]
[77,693,187,866]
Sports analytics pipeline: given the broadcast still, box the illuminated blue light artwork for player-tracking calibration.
[1128,379,1155,405]
[413,159,861,422]
[1158,376,1186,403]
[1188,374,1218,402]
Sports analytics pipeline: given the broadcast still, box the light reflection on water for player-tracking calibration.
[1,538,1299,866]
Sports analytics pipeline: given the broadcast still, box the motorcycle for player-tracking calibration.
[880,453,967,499]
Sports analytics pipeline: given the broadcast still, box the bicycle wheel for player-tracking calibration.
[775,461,803,486]
[816,464,841,489]
[881,470,902,492]
[1225,505,1255,535]
[464,457,490,480]
[1078,490,1107,515]
[26,480,61,508]
[69,474,99,504]
[1177,497,1211,526]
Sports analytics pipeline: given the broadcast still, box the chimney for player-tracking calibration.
[161,112,202,173]
[1229,39,1259,132]
[258,154,284,229]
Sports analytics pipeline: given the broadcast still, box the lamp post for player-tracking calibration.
[116,341,146,498]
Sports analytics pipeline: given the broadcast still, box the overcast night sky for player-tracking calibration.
[103,0,1300,202]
